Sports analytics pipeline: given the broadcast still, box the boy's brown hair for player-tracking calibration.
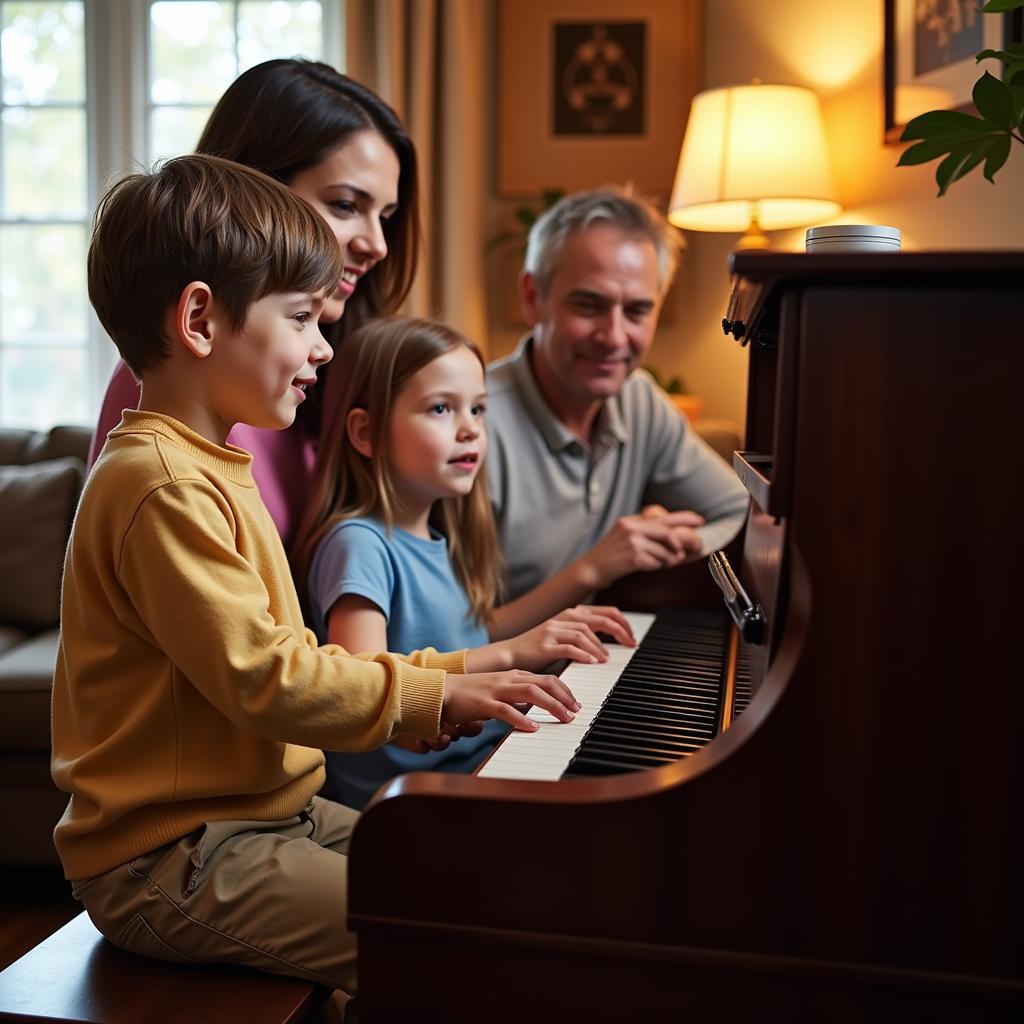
[87,153,345,377]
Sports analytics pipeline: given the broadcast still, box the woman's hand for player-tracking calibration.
[442,670,581,733]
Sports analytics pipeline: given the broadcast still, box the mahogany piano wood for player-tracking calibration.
[348,252,1024,1022]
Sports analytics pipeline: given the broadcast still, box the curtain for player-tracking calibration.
[345,0,488,345]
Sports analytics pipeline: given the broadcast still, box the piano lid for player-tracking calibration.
[729,249,1024,283]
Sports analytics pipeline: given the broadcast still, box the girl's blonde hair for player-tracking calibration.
[292,316,504,622]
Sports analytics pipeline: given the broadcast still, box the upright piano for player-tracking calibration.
[349,252,1024,1021]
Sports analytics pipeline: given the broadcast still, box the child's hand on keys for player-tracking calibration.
[391,720,485,754]
[442,671,581,732]
[555,604,636,647]
[493,605,637,672]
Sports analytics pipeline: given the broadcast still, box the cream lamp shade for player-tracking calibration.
[668,82,840,249]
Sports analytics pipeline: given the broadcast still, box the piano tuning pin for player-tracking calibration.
[731,320,746,340]
[722,318,733,335]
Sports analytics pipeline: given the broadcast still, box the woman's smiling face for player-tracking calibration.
[288,129,401,323]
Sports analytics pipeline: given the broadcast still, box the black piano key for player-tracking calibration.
[732,647,753,718]
[594,708,716,734]
[571,747,684,771]
[567,756,642,776]
[605,691,719,715]
[588,720,715,745]
[612,694,720,711]
[564,607,741,780]
[596,705,716,729]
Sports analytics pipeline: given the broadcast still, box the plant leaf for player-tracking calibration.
[901,109,991,140]
[976,48,1024,64]
[898,137,970,165]
[935,140,995,195]
[983,134,1012,181]
[981,0,1024,11]
[973,71,1014,128]
[1011,84,1024,125]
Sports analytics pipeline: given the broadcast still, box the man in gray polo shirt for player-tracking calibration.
[486,187,748,635]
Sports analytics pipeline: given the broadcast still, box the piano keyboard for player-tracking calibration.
[479,608,747,782]
[478,611,655,781]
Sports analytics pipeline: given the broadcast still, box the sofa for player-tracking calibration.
[0,424,91,864]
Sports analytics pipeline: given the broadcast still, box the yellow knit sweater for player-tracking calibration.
[52,412,463,880]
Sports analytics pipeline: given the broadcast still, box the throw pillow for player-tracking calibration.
[0,457,83,629]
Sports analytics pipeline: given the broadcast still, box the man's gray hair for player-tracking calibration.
[524,186,682,297]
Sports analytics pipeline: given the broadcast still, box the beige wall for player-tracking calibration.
[486,0,1024,432]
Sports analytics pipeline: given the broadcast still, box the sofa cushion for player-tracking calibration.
[0,628,59,749]
[0,457,83,629]
[25,424,93,465]
[0,425,92,466]
[0,427,33,465]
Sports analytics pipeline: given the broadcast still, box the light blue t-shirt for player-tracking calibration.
[307,516,509,809]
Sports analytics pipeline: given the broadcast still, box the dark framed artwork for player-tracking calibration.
[553,21,646,136]
[884,0,1024,143]
[497,0,701,197]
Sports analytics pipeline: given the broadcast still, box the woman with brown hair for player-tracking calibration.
[88,57,419,544]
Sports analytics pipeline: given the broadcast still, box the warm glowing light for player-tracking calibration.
[760,7,878,91]
[894,85,957,127]
[668,83,841,239]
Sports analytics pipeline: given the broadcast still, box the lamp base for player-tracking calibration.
[735,224,771,250]
[734,206,771,250]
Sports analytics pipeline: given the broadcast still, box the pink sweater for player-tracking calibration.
[89,360,316,545]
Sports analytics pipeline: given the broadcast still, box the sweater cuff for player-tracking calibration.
[396,663,446,740]
[424,648,468,673]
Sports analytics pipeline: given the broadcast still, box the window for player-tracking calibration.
[0,0,343,430]
[1,1,88,428]
[148,1,333,162]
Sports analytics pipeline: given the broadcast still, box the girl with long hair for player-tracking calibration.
[88,57,419,543]
[292,317,634,809]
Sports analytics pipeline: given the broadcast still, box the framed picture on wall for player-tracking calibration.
[884,0,1024,143]
[496,0,701,198]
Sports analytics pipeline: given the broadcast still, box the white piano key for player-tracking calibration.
[483,765,563,781]
[509,737,585,750]
[477,613,655,781]
[496,749,585,764]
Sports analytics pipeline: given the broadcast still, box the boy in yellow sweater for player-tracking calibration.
[51,154,579,997]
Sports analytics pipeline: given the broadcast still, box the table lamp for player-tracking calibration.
[668,82,841,249]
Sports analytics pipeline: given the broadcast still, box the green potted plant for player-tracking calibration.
[487,188,566,253]
[488,189,566,327]
[898,0,1024,194]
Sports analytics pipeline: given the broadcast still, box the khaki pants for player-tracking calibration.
[72,796,358,995]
